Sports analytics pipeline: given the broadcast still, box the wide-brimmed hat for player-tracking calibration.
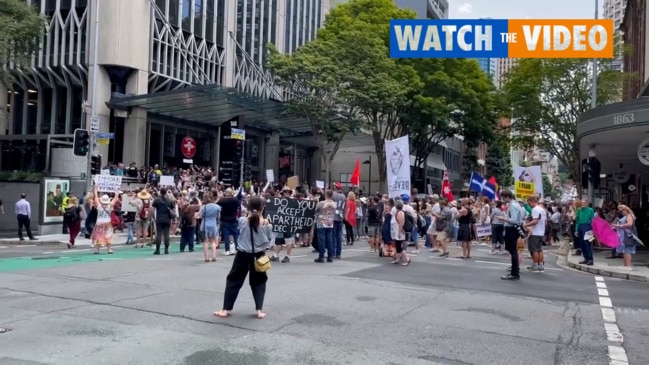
[137,190,151,200]
[450,200,458,207]
[99,194,111,205]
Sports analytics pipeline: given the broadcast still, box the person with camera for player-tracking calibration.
[493,190,525,280]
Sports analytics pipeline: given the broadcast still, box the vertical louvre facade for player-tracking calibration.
[622,0,647,100]
[150,0,227,91]
[284,0,323,54]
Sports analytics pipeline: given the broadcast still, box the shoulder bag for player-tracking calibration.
[251,221,271,272]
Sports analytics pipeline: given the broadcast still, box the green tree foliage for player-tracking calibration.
[0,0,45,85]
[313,0,499,187]
[542,175,557,199]
[266,41,360,187]
[486,136,514,188]
[461,146,478,181]
[503,58,628,189]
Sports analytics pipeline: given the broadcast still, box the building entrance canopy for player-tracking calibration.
[108,84,312,138]
[577,98,649,173]
[108,84,375,149]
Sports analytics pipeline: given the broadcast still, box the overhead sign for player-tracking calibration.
[96,138,110,145]
[231,128,245,140]
[637,139,649,166]
[90,117,99,132]
[96,133,115,139]
[181,136,197,159]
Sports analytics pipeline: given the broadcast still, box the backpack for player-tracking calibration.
[180,207,192,228]
[63,207,78,223]
[139,200,151,220]
[368,204,381,221]
[401,210,414,232]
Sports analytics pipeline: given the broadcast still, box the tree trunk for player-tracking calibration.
[372,131,386,193]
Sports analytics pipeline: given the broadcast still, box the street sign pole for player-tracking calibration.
[240,140,245,188]
[85,0,101,195]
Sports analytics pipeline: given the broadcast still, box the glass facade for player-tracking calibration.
[284,0,323,54]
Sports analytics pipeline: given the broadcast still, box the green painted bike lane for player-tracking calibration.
[0,244,184,273]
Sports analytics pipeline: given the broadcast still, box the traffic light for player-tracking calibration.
[244,164,252,181]
[73,128,90,156]
[91,154,102,175]
[235,140,243,160]
[588,158,601,189]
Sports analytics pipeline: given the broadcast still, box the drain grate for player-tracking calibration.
[0,327,12,333]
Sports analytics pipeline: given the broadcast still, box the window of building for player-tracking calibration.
[42,88,53,134]
[194,0,203,36]
[30,0,41,12]
[182,0,192,32]
[26,90,38,134]
[12,92,24,134]
[206,0,215,43]
[71,87,83,131]
[169,0,179,26]
[55,88,67,134]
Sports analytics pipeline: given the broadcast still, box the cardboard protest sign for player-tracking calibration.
[264,197,316,234]
[93,175,122,192]
[476,223,492,237]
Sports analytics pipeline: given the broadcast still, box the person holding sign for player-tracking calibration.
[91,185,121,254]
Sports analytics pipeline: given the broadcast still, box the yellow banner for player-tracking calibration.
[96,138,110,145]
[515,181,535,199]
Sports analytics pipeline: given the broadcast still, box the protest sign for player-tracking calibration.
[264,197,317,234]
[476,223,492,237]
[94,175,122,192]
[121,194,138,212]
[160,175,175,186]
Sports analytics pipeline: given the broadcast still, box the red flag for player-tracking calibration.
[350,157,361,186]
[441,171,454,201]
[488,176,500,200]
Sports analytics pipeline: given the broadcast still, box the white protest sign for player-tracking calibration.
[160,175,175,186]
[100,169,110,175]
[94,175,123,192]
[316,180,324,189]
[121,194,138,212]
[262,182,270,192]
[266,169,275,183]
[476,223,492,237]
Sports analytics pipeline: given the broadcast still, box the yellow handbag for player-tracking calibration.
[254,254,271,273]
[251,223,271,273]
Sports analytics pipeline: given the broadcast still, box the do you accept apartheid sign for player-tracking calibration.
[264,198,316,234]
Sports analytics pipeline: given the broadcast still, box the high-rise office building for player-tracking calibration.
[603,0,627,71]
[477,58,497,82]
[393,0,449,19]
[0,0,331,173]
[496,58,518,89]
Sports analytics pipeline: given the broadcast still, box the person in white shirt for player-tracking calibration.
[15,193,37,241]
[524,196,546,272]
[427,196,441,252]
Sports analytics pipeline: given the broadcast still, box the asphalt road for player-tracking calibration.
[0,242,647,365]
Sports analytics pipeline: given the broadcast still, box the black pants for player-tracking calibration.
[17,214,34,240]
[223,251,268,311]
[504,226,520,277]
[155,221,171,248]
[344,221,354,244]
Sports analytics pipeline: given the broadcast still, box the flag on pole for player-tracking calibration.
[441,171,454,201]
[488,176,500,200]
[350,156,361,186]
[469,172,496,200]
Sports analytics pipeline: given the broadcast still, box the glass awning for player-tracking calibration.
[107,84,312,138]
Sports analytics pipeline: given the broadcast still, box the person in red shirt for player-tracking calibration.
[344,191,357,245]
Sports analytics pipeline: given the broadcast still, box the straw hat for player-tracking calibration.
[99,194,111,205]
[137,190,151,200]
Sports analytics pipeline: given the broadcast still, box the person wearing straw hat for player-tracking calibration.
[130,189,153,248]
[92,185,120,254]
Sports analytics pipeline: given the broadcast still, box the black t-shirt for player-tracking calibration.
[220,197,239,223]
[152,197,175,222]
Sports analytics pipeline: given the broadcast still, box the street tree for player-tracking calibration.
[0,0,45,85]
[485,136,514,188]
[503,58,628,188]
[314,0,419,188]
[266,41,360,187]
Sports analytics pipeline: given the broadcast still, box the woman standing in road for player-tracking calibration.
[92,186,120,254]
[214,196,273,319]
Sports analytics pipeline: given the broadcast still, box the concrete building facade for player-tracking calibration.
[1,0,332,185]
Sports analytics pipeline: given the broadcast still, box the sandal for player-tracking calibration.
[256,311,266,319]
[213,310,230,318]
[205,259,210,262]
[401,259,411,266]
[108,251,114,254]
[211,258,217,262]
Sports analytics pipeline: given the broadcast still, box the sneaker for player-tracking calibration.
[270,256,279,262]
[225,251,235,256]
[281,256,290,263]
[537,265,545,272]
[527,264,538,271]
[410,250,420,254]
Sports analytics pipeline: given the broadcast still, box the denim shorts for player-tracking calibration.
[621,245,636,254]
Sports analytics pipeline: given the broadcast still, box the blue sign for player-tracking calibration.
[96,133,115,139]
[389,19,509,59]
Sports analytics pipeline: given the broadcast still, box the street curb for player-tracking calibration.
[565,261,649,282]
[0,240,62,246]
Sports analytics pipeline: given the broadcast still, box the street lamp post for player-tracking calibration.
[587,0,598,202]
[363,156,372,194]
[85,0,101,195]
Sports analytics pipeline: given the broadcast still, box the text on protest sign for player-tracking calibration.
[476,223,492,238]
[94,175,123,192]
[264,198,316,234]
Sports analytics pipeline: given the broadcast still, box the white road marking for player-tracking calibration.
[0,246,6,249]
[595,277,628,364]
[15,245,34,248]
[41,252,54,254]
[145,258,172,261]
[474,260,563,271]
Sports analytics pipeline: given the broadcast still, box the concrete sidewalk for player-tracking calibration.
[565,247,649,282]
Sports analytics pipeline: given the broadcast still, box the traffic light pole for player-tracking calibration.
[240,139,245,188]
[85,0,101,196]
[587,0,598,203]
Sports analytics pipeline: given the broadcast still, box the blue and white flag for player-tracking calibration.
[469,172,496,200]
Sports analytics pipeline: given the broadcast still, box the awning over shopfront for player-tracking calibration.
[409,154,448,171]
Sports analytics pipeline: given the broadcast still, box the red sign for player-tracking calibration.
[181,136,197,159]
